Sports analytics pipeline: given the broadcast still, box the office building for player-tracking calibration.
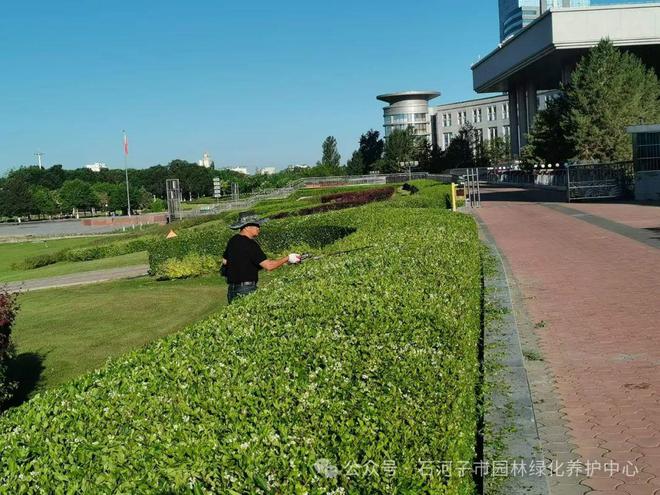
[377,90,557,151]
[376,91,441,144]
[198,152,214,169]
[475,3,660,156]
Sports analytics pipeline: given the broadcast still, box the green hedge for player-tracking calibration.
[15,237,154,270]
[0,201,482,494]
[148,220,356,279]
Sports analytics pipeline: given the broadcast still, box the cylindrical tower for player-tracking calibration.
[376,91,441,144]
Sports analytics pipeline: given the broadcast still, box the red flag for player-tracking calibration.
[123,132,129,156]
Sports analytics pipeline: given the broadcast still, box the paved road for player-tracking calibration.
[476,187,660,495]
[4,265,150,293]
[0,219,126,239]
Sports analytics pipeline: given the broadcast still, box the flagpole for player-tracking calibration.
[123,130,132,217]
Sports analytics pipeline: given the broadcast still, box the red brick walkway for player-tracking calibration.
[477,189,660,495]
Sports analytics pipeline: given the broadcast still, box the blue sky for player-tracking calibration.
[0,1,501,174]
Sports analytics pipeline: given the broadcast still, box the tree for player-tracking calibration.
[59,180,97,212]
[31,187,58,216]
[484,136,512,167]
[382,127,420,172]
[440,123,485,170]
[522,95,573,166]
[346,150,366,176]
[358,130,384,171]
[525,39,660,164]
[0,177,36,218]
[320,136,341,167]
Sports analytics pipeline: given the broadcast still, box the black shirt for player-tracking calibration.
[222,234,267,284]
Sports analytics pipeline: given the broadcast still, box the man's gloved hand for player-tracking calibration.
[288,253,301,264]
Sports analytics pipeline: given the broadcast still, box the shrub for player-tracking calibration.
[0,202,482,494]
[157,253,220,280]
[0,289,19,408]
[148,220,355,279]
[16,237,154,270]
[320,186,395,204]
[270,187,396,220]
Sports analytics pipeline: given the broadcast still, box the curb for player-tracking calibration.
[478,217,550,495]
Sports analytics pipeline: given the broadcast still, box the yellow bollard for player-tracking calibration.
[451,183,457,212]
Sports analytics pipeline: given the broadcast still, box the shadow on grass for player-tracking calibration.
[3,352,45,411]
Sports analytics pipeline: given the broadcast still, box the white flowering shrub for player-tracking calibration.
[0,189,482,494]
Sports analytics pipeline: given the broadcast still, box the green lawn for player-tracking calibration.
[0,237,107,277]
[8,275,228,404]
[0,251,149,283]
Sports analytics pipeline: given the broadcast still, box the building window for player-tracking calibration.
[414,113,427,122]
[473,108,482,123]
[457,111,467,126]
[442,113,452,127]
[503,125,511,138]
[414,123,428,134]
[488,127,498,140]
[502,103,509,120]
[443,132,453,149]
[488,106,498,122]
[475,128,483,143]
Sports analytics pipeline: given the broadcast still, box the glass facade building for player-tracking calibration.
[499,1,658,41]
[499,0,591,40]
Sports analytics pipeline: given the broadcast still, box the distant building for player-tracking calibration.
[198,152,214,169]
[499,0,591,41]
[85,162,108,173]
[377,90,559,151]
[256,167,277,175]
[376,91,440,144]
[288,164,309,170]
[228,167,249,175]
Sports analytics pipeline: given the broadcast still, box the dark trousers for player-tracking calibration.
[227,282,257,304]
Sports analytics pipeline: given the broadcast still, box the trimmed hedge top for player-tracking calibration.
[0,188,481,494]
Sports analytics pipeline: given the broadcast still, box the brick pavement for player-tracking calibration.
[476,189,660,495]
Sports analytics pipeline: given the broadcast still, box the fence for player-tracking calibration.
[566,161,634,202]
[486,168,567,189]
[483,162,635,202]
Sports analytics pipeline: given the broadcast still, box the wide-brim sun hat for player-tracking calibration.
[229,212,270,230]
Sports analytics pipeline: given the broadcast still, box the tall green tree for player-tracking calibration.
[0,177,36,217]
[59,179,97,212]
[522,95,573,166]
[358,130,384,171]
[382,127,420,172]
[320,136,341,167]
[525,39,660,163]
[31,187,59,216]
[346,150,366,176]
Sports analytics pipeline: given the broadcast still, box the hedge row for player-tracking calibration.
[0,201,482,494]
[148,219,356,279]
[269,186,395,220]
[0,289,19,408]
[16,237,154,270]
[320,186,395,204]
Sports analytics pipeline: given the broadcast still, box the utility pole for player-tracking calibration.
[35,152,44,169]
[122,130,132,217]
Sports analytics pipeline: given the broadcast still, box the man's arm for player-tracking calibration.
[259,256,289,272]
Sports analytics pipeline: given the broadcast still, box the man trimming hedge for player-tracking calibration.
[222,213,300,304]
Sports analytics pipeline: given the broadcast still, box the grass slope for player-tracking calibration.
[8,275,227,395]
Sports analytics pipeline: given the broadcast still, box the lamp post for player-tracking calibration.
[122,130,132,217]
